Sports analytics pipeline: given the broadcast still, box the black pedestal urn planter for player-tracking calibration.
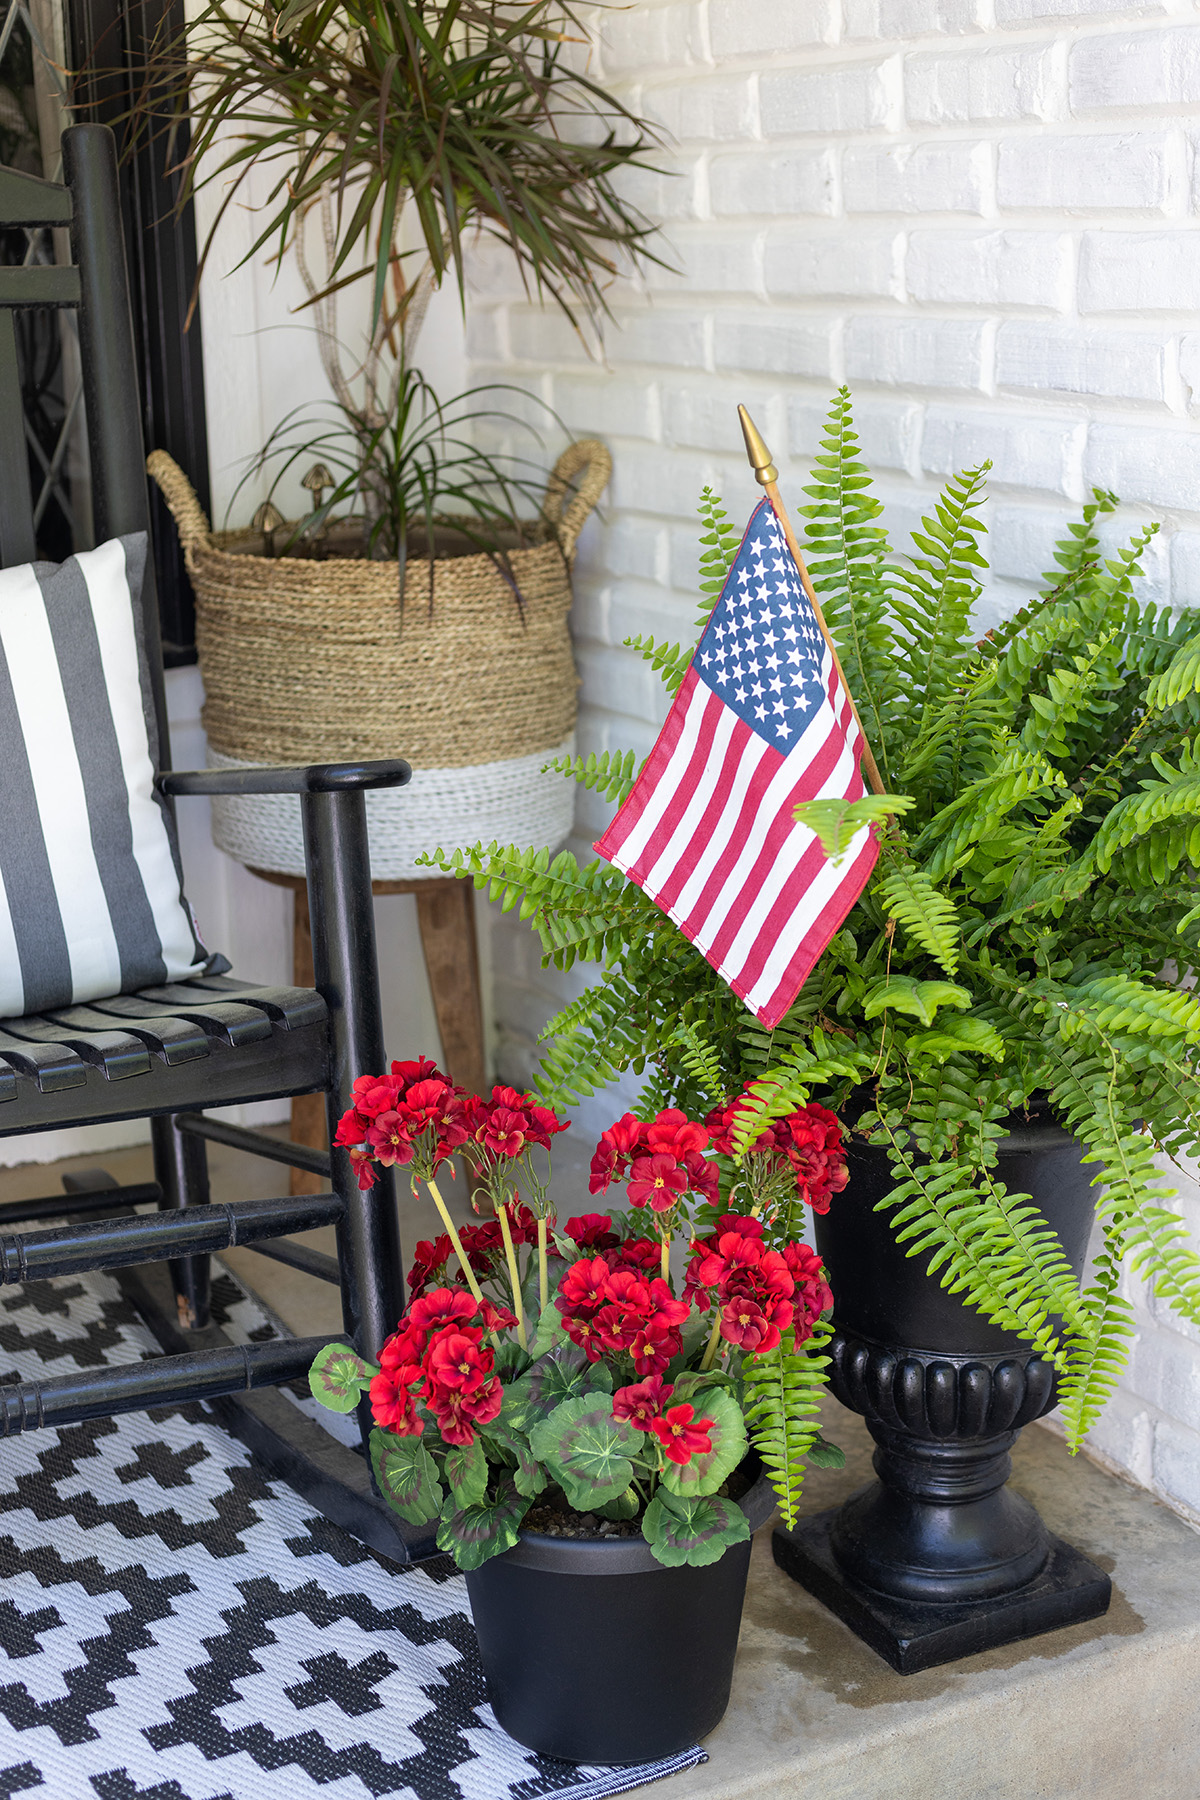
[773,1120,1113,1673]
[465,1465,776,1763]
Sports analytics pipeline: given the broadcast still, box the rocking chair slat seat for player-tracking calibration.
[0,1016,152,1080]
[173,975,329,1031]
[41,1004,212,1063]
[99,990,277,1046]
[0,987,331,1128]
[0,1030,89,1090]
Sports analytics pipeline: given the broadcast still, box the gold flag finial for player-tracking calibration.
[738,404,778,486]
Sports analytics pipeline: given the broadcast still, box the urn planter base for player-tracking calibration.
[774,1507,1111,1675]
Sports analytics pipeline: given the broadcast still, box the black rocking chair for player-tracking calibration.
[0,123,432,1561]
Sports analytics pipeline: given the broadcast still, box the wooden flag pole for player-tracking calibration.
[738,404,887,799]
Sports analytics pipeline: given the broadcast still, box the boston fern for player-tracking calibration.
[428,387,1200,1467]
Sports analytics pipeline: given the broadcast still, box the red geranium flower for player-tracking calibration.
[589,1113,646,1193]
[367,1109,417,1166]
[369,1365,422,1434]
[564,1213,621,1249]
[408,1287,478,1336]
[335,1060,468,1188]
[406,1234,453,1301]
[782,1241,834,1341]
[557,1257,612,1319]
[379,1319,427,1372]
[478,1297,519,1333]
[464,1087,568,1162]
[424,1327,491,1395]
[428,1377,502,1446]
[612,1375,673,1429]
[650,1403,715,1465]
[626,1153,689,1212]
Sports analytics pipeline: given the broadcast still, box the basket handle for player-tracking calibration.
[541,438,611,558]
[146,449,213,551]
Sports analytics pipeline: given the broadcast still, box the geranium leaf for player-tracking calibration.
[595,1485,639,1521]
[308,1343,377,1413]
[480,1419,548,1498]
[806,1434,846,1469]
[369,1429,443,1525]
[531,1296,568,1355]
[492,1340,533,1383]
[529,1394,639,1509]
[670,1367,736,1401]
[436,1477,529,1571]
[658,1389,748,1500]
[642,1490,750,1568]
[445,1437,489,1509]
[504,1342,612,1431]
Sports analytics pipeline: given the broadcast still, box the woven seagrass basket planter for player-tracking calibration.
[148,440,610,879]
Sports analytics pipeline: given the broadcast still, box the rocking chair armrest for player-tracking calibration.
[156,760,412,798]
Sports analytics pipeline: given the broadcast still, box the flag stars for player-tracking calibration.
[691,502,832,752]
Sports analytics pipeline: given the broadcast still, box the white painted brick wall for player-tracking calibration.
[464,0,1200,1521]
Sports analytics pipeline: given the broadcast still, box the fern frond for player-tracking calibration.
[669,1018,727,1105]
[626,633,692,696]
[875,855,962,974]
[894,463,990,749]
[1094,767,1200,878]
[543,749,639,805]
[696,488,743,638]
[801,388,899,775]
[423,844,646,970]
[741,1320,833,1530]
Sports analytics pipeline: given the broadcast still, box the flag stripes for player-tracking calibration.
[596,499,878,1028]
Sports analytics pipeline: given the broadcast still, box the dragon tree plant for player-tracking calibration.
[114,0,665,543]
[428,389,1200,1502]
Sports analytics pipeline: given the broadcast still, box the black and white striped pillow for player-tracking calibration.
[0,532,214,1017]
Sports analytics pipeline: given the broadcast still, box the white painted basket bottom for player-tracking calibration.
[207,740,576,880]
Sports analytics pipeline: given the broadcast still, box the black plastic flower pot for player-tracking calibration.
[772,1117,1113,1672]
[463,1467,776,1764]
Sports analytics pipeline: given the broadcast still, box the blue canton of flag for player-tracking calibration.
[595,499,879,1027]
[694,509,830,753]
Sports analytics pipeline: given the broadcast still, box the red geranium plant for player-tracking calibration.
[311,1063,845,1573]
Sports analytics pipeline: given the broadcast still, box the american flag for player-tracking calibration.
[594,498,878,1029]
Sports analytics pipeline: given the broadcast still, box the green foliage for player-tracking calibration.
[370,1430,443,1524]
[795,794,914,863]
[444,1439,490,1510]
[543,749,639,806]
[741,1322,833,1529]
[528,1395,641,1509]
[504,1343,612,1432]
[641,1490,751,1568]
[435,386,1200,1460]
[308,1342,376,1412]
[436,1479,529,1570]
[132,0,666,341]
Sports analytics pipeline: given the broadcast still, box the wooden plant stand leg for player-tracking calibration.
[380,878,486,1099]
[248,869,487,1196]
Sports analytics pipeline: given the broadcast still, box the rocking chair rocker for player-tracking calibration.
[0,123,430,1562]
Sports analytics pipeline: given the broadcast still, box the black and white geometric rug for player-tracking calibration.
[0,1265,707,1800]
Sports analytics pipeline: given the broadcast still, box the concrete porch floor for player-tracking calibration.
[1,1136,1198,1799]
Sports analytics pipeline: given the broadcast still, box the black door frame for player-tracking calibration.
[68,0,209,661]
